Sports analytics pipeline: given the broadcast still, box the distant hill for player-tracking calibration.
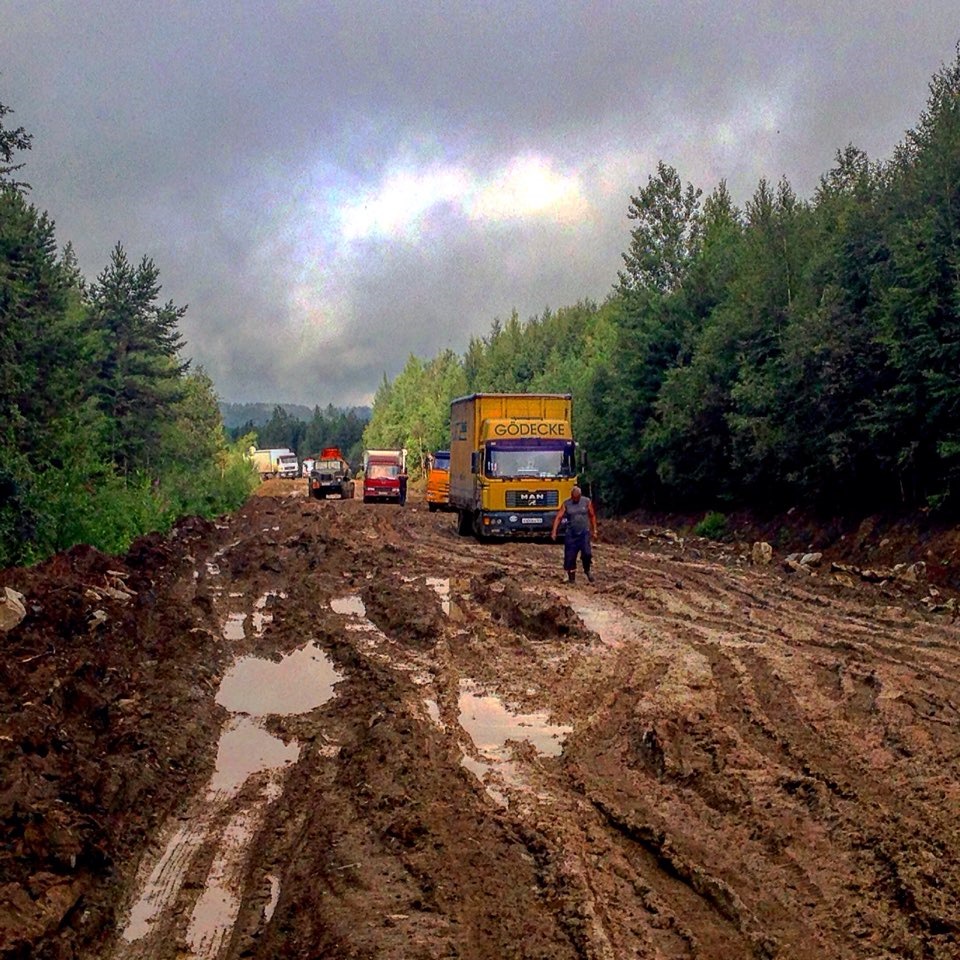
[219,402,371,429]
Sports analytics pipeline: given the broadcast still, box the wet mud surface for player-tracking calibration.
[2,481,959,958]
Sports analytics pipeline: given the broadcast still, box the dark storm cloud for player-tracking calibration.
[2,1,957,405]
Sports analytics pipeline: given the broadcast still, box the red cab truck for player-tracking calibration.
[362,449,406,504]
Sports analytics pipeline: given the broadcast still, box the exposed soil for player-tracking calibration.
[2,481,959,959]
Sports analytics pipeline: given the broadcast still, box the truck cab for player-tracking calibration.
[425,450,451,512]
[449,394,579,537]
[250,447,298,480]
[362,449,406,504]
[308,448,353,499]
[276,453,300,479]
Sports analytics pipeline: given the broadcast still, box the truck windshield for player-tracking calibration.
[367,463,399,479]
[433,453,450,471]
[484,440,574,479]
[316,460,342,471]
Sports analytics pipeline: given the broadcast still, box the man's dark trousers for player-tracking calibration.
[564,529,592,575]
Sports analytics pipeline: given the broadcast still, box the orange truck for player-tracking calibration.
[425,450,451,512]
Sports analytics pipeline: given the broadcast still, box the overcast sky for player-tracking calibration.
[3,2,957,407]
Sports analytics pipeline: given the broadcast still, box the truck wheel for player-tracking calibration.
[456,510,472,537]
[363,496,371,504]
[428,503,438,512]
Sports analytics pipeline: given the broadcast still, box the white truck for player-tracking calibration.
[250,447,299,480]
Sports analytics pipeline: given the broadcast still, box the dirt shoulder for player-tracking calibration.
[2,483,958,959]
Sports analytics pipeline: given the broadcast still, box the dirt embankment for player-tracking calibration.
[2,481,959,959]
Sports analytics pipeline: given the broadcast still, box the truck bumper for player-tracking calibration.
[478,510,556,535]
[364,487,399,499]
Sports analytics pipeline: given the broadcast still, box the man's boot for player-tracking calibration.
[583,559,594,583]
[567,570,576,583]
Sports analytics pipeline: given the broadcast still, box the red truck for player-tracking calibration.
[362,449,407,504]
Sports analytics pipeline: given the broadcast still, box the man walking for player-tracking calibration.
[551,486,597,583]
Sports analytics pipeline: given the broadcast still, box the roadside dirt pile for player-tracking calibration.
[2,481,958,959]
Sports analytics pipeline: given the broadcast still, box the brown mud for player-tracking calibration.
[2,480,959,958]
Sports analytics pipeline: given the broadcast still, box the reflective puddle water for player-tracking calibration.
[264,874,281,923]
[118,642,341,955]
[458,686,569,756]
[426,577,451,614]
[216,642,340,716]
[565,596,634,647]
[207,717,300,797]
[185,800,263,958]
[251,591,285,636]
[426,576,464,619]
[457,682,571,806]
[223,613,246,641]
[424,698,443,727]
[331,594,366,617]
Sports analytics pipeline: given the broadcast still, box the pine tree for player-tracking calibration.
[89,244,188,474]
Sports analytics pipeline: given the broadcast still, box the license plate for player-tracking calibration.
[521,517,543,524]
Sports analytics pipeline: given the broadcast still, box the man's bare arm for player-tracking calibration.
[551,504,566,540]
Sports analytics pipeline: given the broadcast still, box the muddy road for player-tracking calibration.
[2,482,959,959]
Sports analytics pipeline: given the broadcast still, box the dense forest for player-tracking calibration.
[0,102,258,567]
[219,401,315,430]
[364,49,960,517]
[227,403,369,467]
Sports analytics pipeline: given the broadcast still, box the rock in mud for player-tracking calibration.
[751,542,773,565]
[0,587,26,631]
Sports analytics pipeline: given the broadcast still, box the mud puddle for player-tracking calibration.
[457,680,571,807]
[115,641,342,958]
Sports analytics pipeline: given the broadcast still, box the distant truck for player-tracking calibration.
[250,447,299,480]
[362,449,406,504]
[308,447,354,500]
[449,393,579,537]
[425,450,452,512]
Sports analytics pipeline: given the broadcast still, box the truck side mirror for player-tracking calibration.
[580,449,589,470]
[471,452,478,474]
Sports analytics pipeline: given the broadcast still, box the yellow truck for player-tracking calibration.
[449,393,579,537]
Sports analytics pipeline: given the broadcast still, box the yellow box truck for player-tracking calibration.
[449,393,579,537]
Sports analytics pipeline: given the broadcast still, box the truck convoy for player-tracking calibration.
[425,450,452,512]
[362,449,406,504]
[250,447,300,480]
[449,393,579,537]
[307,447,354,499]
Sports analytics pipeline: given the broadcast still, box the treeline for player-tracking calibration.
[0,102,257,567]
[365,48,960,517]
[219,401,314,429]
[228,404,369,466]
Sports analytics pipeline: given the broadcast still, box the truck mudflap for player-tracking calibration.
[476,510,557,535]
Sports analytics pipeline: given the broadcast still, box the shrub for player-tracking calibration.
[694,510,728,541]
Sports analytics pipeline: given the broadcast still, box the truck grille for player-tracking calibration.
[505,489,559,508]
